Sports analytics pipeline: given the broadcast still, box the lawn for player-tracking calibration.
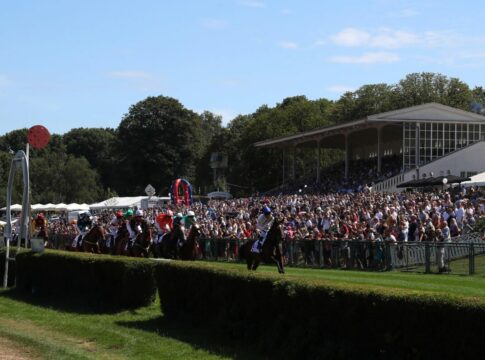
[0,290,260,360]
[3,259,485,359]
[195,260,485,300]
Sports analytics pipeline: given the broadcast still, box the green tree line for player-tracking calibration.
[0,72,483,203]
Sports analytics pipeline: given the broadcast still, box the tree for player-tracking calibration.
[30,152,103,203]
[63,127,118,190]
[115,96,205,195]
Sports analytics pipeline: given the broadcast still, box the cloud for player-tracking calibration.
[109,71,151,79]
[279,41,298,49]
[240,1,265,8]
[330,28,371,47]
[201,18,228,29]
[281,8,292,15]
[327,85,356,93]
[329,28,419,49]
[329,52,400,64]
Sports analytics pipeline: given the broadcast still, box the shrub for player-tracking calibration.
[155,262,485,359]
[15,250,156,311]
[0,247,27,287]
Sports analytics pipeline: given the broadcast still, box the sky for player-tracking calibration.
[1,0,485,136]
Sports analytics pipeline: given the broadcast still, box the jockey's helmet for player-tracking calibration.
[166,209,174,217]
[186,210,195,217]
[124,209,134,217]
[135,209,143,217]
[175,212,183,218]
[37,213,45,220]
[263,206,272,215]
[116,210,123,218]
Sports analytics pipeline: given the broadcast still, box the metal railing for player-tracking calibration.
[196,234,485,275]
[6,232,485,275]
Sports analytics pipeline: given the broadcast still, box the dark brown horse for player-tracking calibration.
[114,227,130,256]
[81,225,107,253]
[239,219,285,274]
[159,226,183,259]
[130,222,153,258]
[178,224,200,260]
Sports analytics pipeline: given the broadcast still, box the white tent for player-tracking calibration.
[66,203,90,211]
[55,203,68,211]
[0,204,22,211]
[89,196,147,210]
[31,203,45,210]
[42,203,58,211]
[461,171,485,187]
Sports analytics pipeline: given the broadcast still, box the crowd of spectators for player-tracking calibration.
[267,155,402,195]
[2,172,483,268]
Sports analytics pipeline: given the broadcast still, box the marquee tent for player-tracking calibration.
[461,172,485,187]
[89,196,147,210]
[0,204,22,211]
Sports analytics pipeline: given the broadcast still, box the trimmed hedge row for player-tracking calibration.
[15,250,156,311]
[0,248,26,287]
[155,262,485,360]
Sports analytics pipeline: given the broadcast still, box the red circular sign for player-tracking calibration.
[27,125,51,149]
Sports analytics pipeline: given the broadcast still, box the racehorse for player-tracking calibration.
[178,224,200,260]
[113,227,130,256]
[159,226,183,259]
[239,219,285,274]
[130,222,153,258]
[80,225,107,253]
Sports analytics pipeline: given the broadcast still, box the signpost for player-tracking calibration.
[145,184,156,197]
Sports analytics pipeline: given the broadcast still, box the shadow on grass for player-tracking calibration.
[116,315,263,360]
[0,288,134,315]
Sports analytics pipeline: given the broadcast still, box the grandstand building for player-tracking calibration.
[254,103,485,192]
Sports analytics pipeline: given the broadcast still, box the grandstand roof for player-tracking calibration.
[254,103,485,148]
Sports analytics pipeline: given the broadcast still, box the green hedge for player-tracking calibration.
[155,262,485,359]
[0,247,27,287]
[16,250,156,311]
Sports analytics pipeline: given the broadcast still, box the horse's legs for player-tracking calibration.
[252,258,260,270]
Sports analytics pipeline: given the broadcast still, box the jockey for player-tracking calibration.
[74,211,92,247]
[155,210,174,243]
[129,209,146,244]
[251,206,274,253]
[108,210,124,246]
[124,209,135,239]
[172,212,186,249]
[182,210,198,238]
[34,213,46,233]
[173,212,184,228]
[183,210,197,228]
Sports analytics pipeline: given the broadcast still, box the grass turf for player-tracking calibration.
[195,260,485,300]
[0,290,260,360]
[3,258,485,358]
